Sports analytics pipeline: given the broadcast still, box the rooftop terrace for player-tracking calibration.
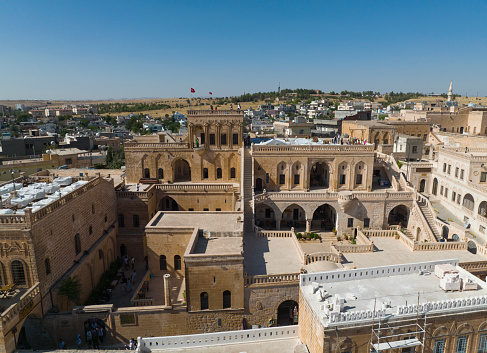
[301,259,487,328]
[148,212,243,235]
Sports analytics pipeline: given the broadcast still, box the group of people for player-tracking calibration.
[209,103,241,112]
[331,134,367,145]
[120,269,137,295]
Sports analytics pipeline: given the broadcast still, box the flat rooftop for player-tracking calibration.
[301,259,487,328]
[342,237,485,268]
[193,236,242,255]
[149,212,243,235]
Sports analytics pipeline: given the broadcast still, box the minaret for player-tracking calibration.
[447,81,453,102]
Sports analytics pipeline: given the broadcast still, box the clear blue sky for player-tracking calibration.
[1,0,486,100]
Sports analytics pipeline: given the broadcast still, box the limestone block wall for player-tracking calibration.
[245,284,299,327]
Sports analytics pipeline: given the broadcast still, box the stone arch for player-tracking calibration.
[337,337,356,353]
[310,161,330,189]
[280,204,306,230]
[276,299,298,326]
[387,205,409,227]
[442,226,449,239]
[0,261,7,286]
[277,161,288,188]
[373,131,381,147]
[432,326,450,337]
[173,159,191,182]
[255,177,264,192]
[419,179,426,192]
[468,240,477,254]
[255,203,279,229]
[382,132,390,144]
[416,227,422,240]
[11,259,29,287]
[141,154,150,178]
[432,177,438,195]
[456,323,474,335]
[80,263,94,294]
[291,161,303,188]
[312,203,337,232]
[337,161,348,188]
[479,201,487,218]
[463,193,474,211]
[159,196,181,211]
[478,320,487,332]
[107,248,114,265]
[354,161,366,188]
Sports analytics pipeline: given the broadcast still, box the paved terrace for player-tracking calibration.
[149,212,243,235]
[342,237,485,268]
[244,234,342,276]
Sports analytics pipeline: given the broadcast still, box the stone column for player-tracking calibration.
[188,123,193,148]
[203,123,209,149]
[216,123,221,149]
[228,123,233,149]
[164,274,172,308]
[306,219,312,233]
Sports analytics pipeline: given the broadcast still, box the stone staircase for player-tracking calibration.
[402,228,415,242]
[417,199,442,241]
[243,148,254,234]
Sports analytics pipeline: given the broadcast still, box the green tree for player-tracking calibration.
[58,276,82,305]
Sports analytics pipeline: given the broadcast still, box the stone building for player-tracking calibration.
[4,109,487,353]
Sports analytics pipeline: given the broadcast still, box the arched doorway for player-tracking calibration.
[312,204,337,231]
[479,201,487,218]
[442,226,449,239]
[468,241,477,254]
[255,204,277,229]
[280,204,306,230]
[174,159,191,182]
[277,300,298,326]
[416,227,422,240]
[255,178,263,193]
[419,179,426,193]
[388,205,409,227]
[310,162,329,189]
[452,234,460,242]
[159,196,180,211]
[432,178,438,195]
[460,127,464,134]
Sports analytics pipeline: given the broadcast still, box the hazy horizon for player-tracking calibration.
[2,0,486,100]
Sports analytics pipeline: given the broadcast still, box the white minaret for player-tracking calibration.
[447,81,453,101]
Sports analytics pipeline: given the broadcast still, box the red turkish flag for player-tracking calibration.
[191,88,195,93]
[209,92,212,95]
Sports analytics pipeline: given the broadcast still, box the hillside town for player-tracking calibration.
[1,82,487,353]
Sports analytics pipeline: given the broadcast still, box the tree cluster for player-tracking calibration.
[96,102,171,114]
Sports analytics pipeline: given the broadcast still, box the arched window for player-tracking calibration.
[45,258,51,275]
[174,255,181,270]
[223,290,231,309]
[160,255,167,270]
[230,167,236,179]
[463,194,475,211]
[200,292,209,310]
[158,168,164,179]
[74,233,81,255]
[479,201,487,218]
[216,168,222,179]
[11,261,26,285]
[203,168,209,179]
[144,168,150,178]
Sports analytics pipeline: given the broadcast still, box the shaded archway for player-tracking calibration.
[159,196,180,211]
[255,204,277,229]
[479,201,487,218]
[277,300,298,326]
[416,227,422,240]
[388,205,409,227]
[382,132,390,145]
[17,314,51,350]
[419,179,426,193]
[310,162,329,188]
[255,178,264,193]
[280,204,306,230]
[468,241,477,254]
[432,178,438,195]
[462,194,474,211]
[173,159,191,182]
[442,226,449,239]
[312,204,337,232]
